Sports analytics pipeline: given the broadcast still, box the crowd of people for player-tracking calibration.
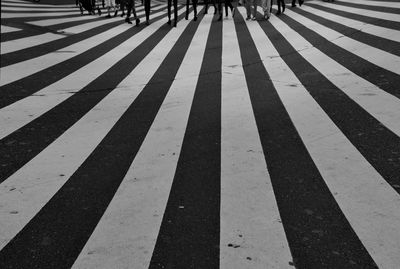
[76,0,328,28]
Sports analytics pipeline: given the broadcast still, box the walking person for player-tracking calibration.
[104,0,117,18]
[167,0,178,27]
[291,0,303,7]
[185,0,198,21]
[125,0,140,25]
[276,0,285,15]
[243,0,252,20]
[144,0,151,25]
[252,0,270,20]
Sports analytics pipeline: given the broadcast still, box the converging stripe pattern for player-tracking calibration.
[0,0,399,268]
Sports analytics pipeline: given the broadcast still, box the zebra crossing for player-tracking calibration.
[1,0,399,268]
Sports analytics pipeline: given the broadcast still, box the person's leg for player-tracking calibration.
[244,0,251,19]
[185,0,190,19]
[173,0,178,26]
[217,0,223,20]
[145,0,150,24]
[252,0,257,20]
[167,0,172,23]
[193,0,198,20]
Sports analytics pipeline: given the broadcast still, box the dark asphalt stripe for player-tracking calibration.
[333,0,400,14]
[262,12,400,194]
[0,6,186,184]
[306,2,400,31]
[278,12,400,98]
[234,11,378,269]
[0,9,170,109]
[0,9,201,269]
[149,12,221,269]
[291,7,400,57]
[0,4,164,66]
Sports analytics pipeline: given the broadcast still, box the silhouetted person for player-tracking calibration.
[167,0,178,26]
[185,0,198,21]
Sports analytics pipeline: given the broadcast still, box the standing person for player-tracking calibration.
[185,0,198,21]
[167,0,178,27]
[125,0,140,25]
[276,0,285,15]
[291,0,303,7]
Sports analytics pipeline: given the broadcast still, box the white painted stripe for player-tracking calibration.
[284,8,400,75]
[337,0,400,9]
[264,8,400,148]
[0,25,21,33]
[1,32,65,54]
[1,10,82,18]
[0,6,167,86]
[302,4,400,43]
[72,13,212,269]
[307,0,400,22]
[0,7,187,252]
[220,17,292,269]
[0,7,170,143]
[1,6,78,12]
[259,12,400,268]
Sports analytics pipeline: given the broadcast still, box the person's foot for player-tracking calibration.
[105,14,111,18]
[299,0,303,6]
[120,12,125,17]
[276,10,281,15]
[193,16,197,21]
[246,16,251,20]
[282,4,285,12]
[264,13,269,20]
[98,8,102,15]
[113,10,118,17]
[136,18,140,26]
[125,18,132,24]
[292,3,296,7]
[167,19,171,25]
[174,20,177,27]
[251,16,256,20]
[146,20,149,25]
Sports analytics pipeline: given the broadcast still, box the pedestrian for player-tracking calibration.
[125,0,140,25]
[185,0,198,21]
[119,0,126,17]
[276,0,285,15]
[291,0,303,7]
[243,0,252,20]
[252,0,270,20]
[104,0,117,18]
[167,0,178,27]
[144,0,151,25]
[225,0,234,18]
